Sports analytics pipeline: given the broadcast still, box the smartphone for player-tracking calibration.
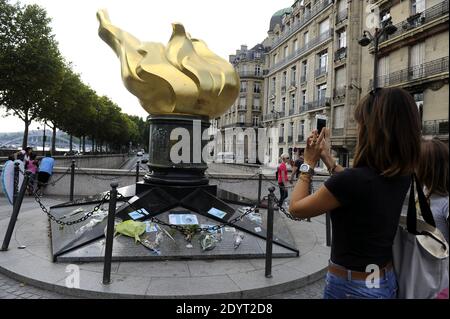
[316,118,327,133]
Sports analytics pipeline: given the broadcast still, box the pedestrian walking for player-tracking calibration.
[25,153,39,195]
[277,153,290,209]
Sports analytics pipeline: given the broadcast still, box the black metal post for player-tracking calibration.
[256,172,262,212]
[325,212,332,247]
[2,172,30,251]
[372,29,380,90]
[103,182,118,285]
[70,160,75,202]
[135,161,140,183]
[13,162,19,206]
[265,186,275,278]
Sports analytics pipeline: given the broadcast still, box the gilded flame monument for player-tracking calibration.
[47,11,298,263]
[97,9,239,185]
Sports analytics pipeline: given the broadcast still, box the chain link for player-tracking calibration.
[117,192,257,236]
[206,171,261,184]
[32,184,111,226]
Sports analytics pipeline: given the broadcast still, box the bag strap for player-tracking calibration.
[406,174,437,234]
[413,174,436,228]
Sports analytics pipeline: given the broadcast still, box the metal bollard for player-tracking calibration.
[103,182,118,285]
[13,162,19,206]
[325,212,331,247]
[265,186,275,278]
[2,172,30,251]
[256,171,262,212]
[70,160,75,202]
[135,161,140,183]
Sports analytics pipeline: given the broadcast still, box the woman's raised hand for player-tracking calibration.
[304,128,326,166]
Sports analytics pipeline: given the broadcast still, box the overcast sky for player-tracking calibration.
[1,0,294,132]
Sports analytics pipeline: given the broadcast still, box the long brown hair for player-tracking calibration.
[417,138,449,197]
[353,88,421,177]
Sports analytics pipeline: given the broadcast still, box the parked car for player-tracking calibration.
[216,152,235,164]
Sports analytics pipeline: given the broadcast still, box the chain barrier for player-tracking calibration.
[32,183,111,226]
[116,192,257,236]
[270,194,309,222]
[262,174,297,189]
[17,166,72,187]
[74,164,137,181]
[205,171,261,184]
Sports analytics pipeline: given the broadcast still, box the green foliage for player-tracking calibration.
[0,0,148,152]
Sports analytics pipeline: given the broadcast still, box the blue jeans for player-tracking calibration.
[323,267,398,299]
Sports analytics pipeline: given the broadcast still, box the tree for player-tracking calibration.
[0,1,64,148]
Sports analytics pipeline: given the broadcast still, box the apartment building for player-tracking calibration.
[212,44,266,163]
[361,0,449,141]
[262,0,364,168]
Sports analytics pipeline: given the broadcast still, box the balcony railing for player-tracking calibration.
[290,80,297,87]
[270,29,333,72]
[279,136,285,143]
[379,0,449,45]
[271,0,333,50]
[237,105,247,111]
[239,71,263,78]
[333,87,346,98]
[422,119,449,135]
[281,85,287,93]
[240,88,247,93]
[372,57,449,87]
[252,106,261,112]
[304,97,331,111]
[334,47,347,62]
[297,135,304,142]
[263,111,285,122]
[336,9,348,24]
[289,108,295,116]
[288,136,293,143]
[332,128,344,136]
[315,66,328,78]
[300,75,307,83]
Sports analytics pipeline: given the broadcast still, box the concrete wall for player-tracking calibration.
[0,154,128,169]
[0,166,328,200]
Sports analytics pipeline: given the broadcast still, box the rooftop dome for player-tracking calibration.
[269,7,292,31]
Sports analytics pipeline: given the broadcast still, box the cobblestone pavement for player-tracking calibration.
[0,269,325,299]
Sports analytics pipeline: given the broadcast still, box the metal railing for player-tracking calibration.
[279,136,285,143]
[333,87,346,98]
[336,9,348,24]
[332,128,344,136]
[371,57,448,87]
[379,0,449,45]
[239,71,263,78]
[297,135,304,142]
[287,136,293,143]
[252,106,261,112]
[269,29,333,72]
[290,80,297,87]
[300,75,307,84]
[334,47,347,62]
[238,105,247,111]
[315,66,328,78]
[304,97,331,112]
[422,119,449,135]
[289,108,295,116]
[270,0,333,50]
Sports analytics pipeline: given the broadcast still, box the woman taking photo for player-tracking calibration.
[289,88,421,299]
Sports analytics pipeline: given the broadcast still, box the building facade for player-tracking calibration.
[262,0,364,168]
[213,44,266,163]
[213,0,449,167]
[361,0,449,141]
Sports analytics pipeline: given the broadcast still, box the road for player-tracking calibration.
[119,154,149,171]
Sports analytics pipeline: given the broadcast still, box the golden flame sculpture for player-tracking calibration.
[97,9,240,118]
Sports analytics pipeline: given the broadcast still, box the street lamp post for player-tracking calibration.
[358,17,397,90]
